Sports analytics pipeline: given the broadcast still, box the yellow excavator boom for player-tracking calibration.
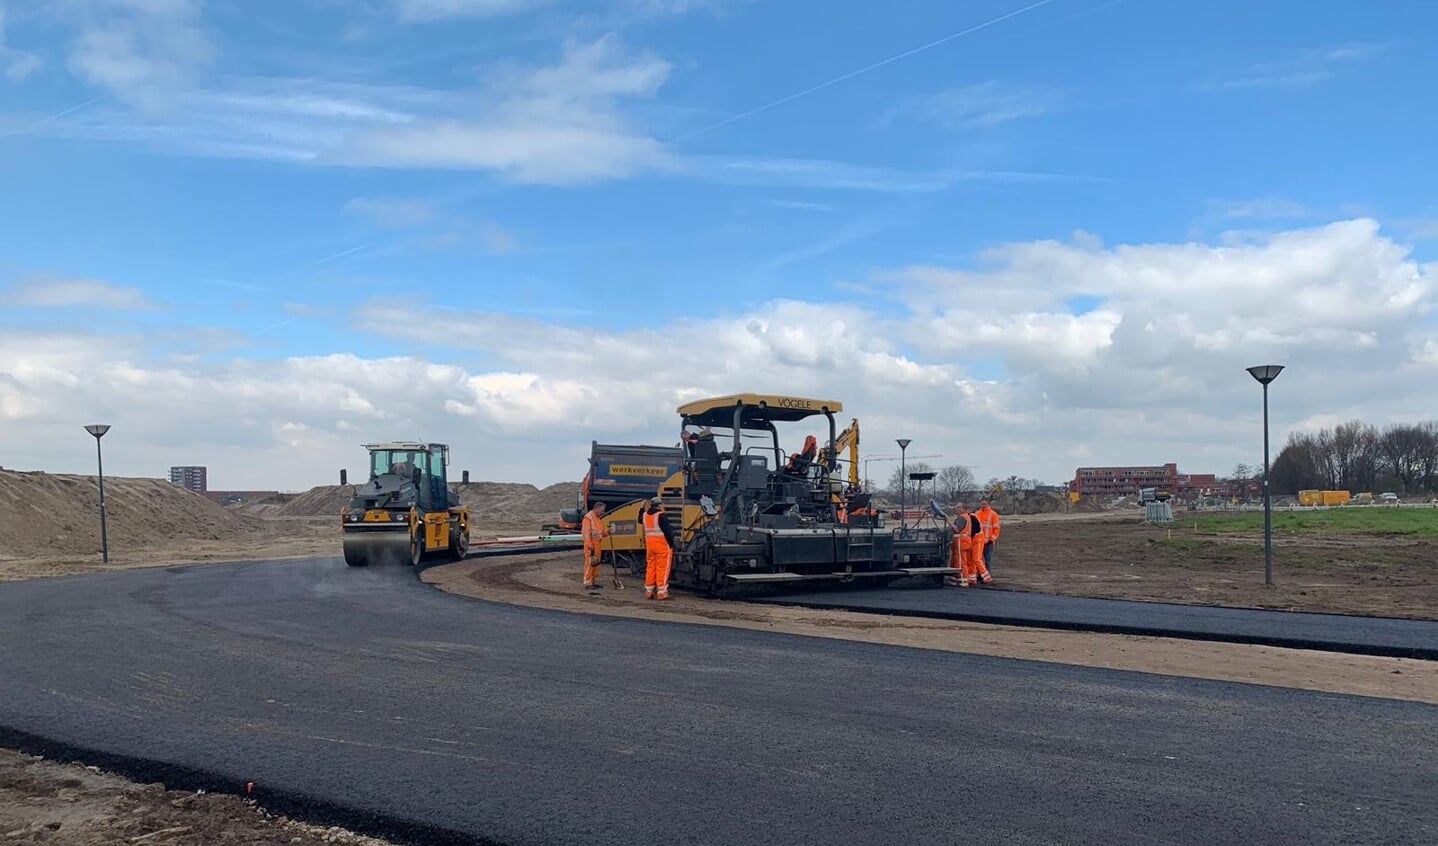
[817,417,860,490]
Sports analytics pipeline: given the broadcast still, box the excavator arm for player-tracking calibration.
[817,418,861,490]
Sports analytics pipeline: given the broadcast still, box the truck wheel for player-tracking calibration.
[408,533,422,566]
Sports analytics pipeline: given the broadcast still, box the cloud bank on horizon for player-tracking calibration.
[1,0,1436,491]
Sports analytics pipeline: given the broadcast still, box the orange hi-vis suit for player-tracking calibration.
[968,511,993,585]
[643,508,673,600]
[948,509,973,586]
[581,508,609,588]
[977,503,1001,570]
[951,510,991,586]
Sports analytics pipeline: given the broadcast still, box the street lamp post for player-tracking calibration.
[1246,365,1284,586]
[896,439,911,536]
[84,424,111,564]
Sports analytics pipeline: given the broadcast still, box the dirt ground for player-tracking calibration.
[995,512,1438,619]
[0,748,393,845]
[421,550,1438,705]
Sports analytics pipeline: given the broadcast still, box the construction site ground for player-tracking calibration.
[0,748,394,846]
[3,468,1436,843]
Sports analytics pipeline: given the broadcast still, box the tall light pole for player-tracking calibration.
[896,438,911,536]
[84,424,111,564]
[1246,365,1283,586]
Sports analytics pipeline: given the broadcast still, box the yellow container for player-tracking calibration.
[1321,490,1351,506]
[1298,490,1323,506]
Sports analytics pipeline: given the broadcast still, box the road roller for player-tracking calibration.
[341,442,471,567]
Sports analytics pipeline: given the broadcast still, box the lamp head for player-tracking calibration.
[896,438,912,450]
[84,424,110,439]
[1246,365,1284,385]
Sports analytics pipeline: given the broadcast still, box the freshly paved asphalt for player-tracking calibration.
[0,557,1435,846]
[749,584,1438,659]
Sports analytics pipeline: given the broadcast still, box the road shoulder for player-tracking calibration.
[421,551,1438,705]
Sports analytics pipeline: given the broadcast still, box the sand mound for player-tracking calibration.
[227,492,298,517]
[270,485,352,517]
[255,480,583,526]
[0,469,252,560]
[451,482,540,517]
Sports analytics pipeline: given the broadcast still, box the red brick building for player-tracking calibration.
[1070,464,1222,500]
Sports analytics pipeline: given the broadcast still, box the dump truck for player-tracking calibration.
[634,393,952,596]
[341,442,471,567]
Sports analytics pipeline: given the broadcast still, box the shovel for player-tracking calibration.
[607,534,624,590]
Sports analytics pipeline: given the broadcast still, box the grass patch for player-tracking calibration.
[1187,507,1438,537]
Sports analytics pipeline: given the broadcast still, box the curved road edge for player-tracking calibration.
[746,591,1438,660]
[0,724,502,846]
[438,548,1438,660]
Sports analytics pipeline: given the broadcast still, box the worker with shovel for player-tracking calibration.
[935,501,991,587]
[581,501,610,590]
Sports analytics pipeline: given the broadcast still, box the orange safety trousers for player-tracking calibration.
[642,510,671,599]
[583,543,602,586]
[645,542,672,598]
[582,513,606,587]
[949,534,971,582]
[965,534,991,584]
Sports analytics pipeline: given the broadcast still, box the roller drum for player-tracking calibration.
[342,527,418,567]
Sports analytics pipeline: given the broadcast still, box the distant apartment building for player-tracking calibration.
[1070,464,1221,500]
[169,465,208,494]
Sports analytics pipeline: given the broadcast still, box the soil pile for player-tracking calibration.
[456,481,581,524]
[451,481,540,518]
[268,485,352,517]
[227,492,299,517]
[0,469,251,560]
[246,480,584,526]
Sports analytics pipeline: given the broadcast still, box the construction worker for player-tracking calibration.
[945,502,974,586]
[642,497,676,600]
[581,501,610,590]
[977,498,1002,573]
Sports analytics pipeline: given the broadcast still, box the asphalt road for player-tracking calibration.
[0,558,1434,846]
[748,585,1438,659]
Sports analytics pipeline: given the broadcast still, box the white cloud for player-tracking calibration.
[324,34,674,183]
[61,0,215,110]
[392,0,551,21]
[40,33,675,185]
[417,220,519,254]
[883,80,1067,131]
[1210,196,1313,220]
[3,219,1436,490]
[1197,42,1389,92]
[0,6,43,81]
[696,155,1071,193]
[0,277,157,310]
[344,197,437,228]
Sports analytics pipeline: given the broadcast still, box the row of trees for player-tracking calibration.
[878,465,1044,503]
[1270,420,1438,495]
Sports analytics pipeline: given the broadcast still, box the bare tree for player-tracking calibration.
[885,462,936,504]
[934,465,976,502]
[1272,420,1438,495]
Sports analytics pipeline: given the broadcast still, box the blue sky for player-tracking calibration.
[2,0,1437,490]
